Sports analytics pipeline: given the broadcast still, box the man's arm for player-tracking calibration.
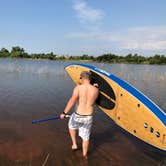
[60,86,79,119]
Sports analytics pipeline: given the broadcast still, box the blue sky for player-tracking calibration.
[0,0,166,56]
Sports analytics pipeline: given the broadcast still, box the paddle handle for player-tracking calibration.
[32,115,70,124]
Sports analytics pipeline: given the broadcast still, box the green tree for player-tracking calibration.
[10,46,25,58]
[81,54,89,60]
[0,48,9,57]
[96,53,118,63]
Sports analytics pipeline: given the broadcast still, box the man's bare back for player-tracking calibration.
[75,83,98,115]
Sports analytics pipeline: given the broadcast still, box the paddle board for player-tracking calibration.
[65,63,166,151]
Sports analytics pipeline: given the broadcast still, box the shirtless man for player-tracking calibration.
[60,71,99,159]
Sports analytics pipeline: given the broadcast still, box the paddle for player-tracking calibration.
[32,115,70,124]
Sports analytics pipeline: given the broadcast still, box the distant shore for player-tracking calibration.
[0,46,166,65]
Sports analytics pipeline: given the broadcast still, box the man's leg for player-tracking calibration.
[82,140,89,158]
[69,129,78,149]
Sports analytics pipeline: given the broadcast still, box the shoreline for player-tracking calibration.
[0,57,166,65]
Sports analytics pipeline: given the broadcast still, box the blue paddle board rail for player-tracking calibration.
[65,63,166,126]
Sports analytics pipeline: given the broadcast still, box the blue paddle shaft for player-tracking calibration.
[32,115,70,124]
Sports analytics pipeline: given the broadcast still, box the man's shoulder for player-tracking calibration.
[89,84,99,93]
[76,84,82,88]
[77,83,98,91]
[75,85,83,91]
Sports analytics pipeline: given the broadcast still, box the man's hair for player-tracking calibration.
[80,71,91,80]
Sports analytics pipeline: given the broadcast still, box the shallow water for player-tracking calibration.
[0,58,165,166]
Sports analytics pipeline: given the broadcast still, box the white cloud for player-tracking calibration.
[67,26,166,52]
[70,1,166,54]
[122,40,166,50]
[119,26,166,50]
[67,31,103,39]
[72,0,104,23]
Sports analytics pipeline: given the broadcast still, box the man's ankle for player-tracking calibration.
[72,144,77,149]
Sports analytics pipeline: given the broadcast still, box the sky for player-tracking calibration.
[0,0,166,56]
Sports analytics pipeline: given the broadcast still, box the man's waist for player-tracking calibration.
[74,111,93,116]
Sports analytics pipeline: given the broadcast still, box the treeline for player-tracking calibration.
[0,46,166,64]
[96,53,166,64]
[0,46,93,61]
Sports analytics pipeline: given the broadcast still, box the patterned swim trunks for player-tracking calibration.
[68,112,93,141]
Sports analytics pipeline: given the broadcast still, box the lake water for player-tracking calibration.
[0,58,165,166]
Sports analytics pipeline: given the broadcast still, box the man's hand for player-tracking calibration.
[93,83,99,88]
[60,113,65,119]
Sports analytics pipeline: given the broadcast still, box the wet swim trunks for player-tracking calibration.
[68,112,93,141]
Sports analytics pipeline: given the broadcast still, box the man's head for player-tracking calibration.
[80,71,91,81]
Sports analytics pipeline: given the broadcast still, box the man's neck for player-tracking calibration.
[82,79,90,84]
